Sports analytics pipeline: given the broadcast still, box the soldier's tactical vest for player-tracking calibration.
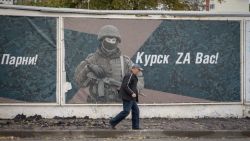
[87,55,130,103]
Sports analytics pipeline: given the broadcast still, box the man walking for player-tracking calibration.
[109,64,143,130]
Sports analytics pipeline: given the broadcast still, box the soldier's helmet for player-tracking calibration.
[97,25,121,43]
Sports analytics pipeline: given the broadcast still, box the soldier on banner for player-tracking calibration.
[74,25,144,103]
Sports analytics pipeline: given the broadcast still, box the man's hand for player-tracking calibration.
[132,93,136,98]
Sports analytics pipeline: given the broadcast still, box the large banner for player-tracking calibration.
[64,18,241,104]
[0,16,57,103]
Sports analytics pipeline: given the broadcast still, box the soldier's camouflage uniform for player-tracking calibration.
[74,25,144,103]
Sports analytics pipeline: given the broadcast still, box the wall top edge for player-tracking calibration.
[0,4,250,17]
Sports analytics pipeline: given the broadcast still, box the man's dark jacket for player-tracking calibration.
[119,72,139,102]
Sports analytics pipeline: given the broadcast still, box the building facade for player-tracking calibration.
[0,0,13,5]
[204,0,249,12]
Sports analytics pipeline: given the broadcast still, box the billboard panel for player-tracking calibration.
[0,16,57,103]
[64,18,241,104]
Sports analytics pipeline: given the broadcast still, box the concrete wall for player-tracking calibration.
[0,6,250,119]
[0,104,245,119]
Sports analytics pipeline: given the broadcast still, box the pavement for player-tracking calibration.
[0,114,250,140]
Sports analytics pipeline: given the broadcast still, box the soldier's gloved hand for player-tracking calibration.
[88,64,106,78]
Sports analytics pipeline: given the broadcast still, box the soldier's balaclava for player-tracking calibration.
[102,37,118,50]
[100,37,119,56]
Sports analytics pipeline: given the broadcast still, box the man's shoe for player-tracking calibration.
[109,121,116,129]
[110,125,116,129]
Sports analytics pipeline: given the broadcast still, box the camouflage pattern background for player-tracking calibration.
[0,16,57,103]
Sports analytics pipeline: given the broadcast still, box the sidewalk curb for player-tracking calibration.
[0,130,250,139]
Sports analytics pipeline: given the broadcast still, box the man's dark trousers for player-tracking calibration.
[110,99,139,129]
